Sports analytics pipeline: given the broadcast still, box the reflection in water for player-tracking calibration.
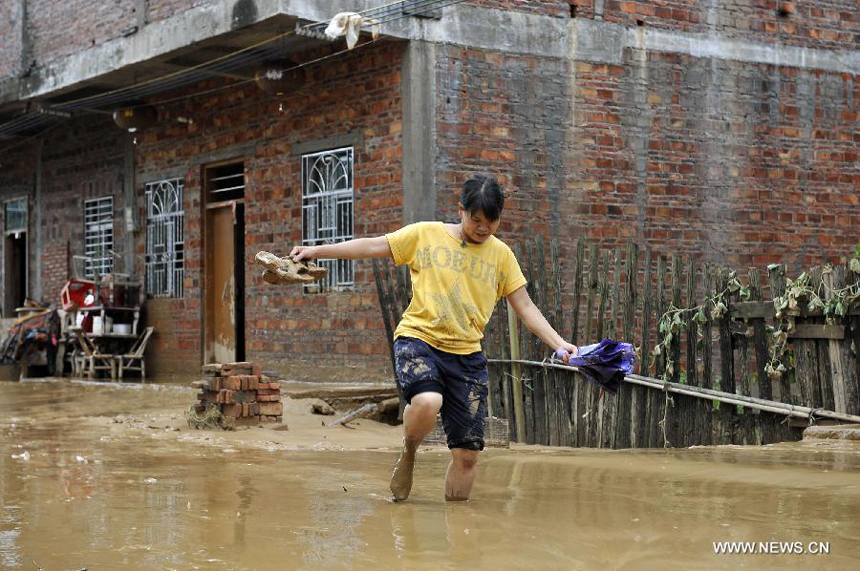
[299,495,373,569]
[0,380,858,570]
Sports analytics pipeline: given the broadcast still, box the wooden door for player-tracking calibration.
[205,206,236,363]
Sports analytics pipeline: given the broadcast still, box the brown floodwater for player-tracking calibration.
[1,379,858,570]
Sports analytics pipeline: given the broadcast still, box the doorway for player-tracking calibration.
[203,162,245,364]
[3,232,27,317]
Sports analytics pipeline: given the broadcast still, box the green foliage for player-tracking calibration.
[651,262,859,386]
[766,263,859,382]
[652,270,748,383]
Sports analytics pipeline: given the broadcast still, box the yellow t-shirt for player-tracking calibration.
[386,221,527,354]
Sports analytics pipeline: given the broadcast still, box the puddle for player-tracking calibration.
[1,379,858,569]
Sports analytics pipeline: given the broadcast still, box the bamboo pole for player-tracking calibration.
[507,300,526,442]
[486,358,860,424]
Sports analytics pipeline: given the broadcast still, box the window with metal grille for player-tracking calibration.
[84,197,114,279]
[145,179,185,297]
[302,147,354,292]
[4,199,27,234]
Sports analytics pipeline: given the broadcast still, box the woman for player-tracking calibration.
[290,174,578,502]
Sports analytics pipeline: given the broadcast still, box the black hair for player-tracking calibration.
[460,174,505,221]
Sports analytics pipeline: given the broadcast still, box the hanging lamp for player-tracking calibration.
[254,60,307,96]
[112,104,158,132]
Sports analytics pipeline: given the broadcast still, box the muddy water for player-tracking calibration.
[1,380,859,570]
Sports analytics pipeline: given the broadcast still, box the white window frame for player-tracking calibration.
[4,198,27,236]
[83,196,114,280]
[145,178,185,298]
[301,146,355,292]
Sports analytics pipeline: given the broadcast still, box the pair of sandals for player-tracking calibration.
[255,251,328,285]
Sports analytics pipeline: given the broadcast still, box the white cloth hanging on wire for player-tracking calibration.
[324,12,380,49]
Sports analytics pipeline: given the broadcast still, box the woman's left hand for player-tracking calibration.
[554,342,579,364]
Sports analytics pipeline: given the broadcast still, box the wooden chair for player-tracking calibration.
[116,326,154,381]
[72,329,116,380]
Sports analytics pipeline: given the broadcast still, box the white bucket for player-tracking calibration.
[92,316,113,335]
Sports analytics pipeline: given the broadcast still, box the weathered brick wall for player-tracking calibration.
[26,0,137,67]
[135,41,405,379]
[435,42,859,281]
[39,115,128,301]
[41,240,68,303]
[435,45,572,250]
[0,116,126,314]
[572,52,858,271]
[145,0,216,23]
[468,0,859,50]
[576,1,859,49]
[466,0,569,17]
[0,1,23,79]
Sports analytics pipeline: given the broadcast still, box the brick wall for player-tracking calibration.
[434,42,859,280]
[145,0,216,23]
[0,1,22,79]
[467,0,569,17]
[134,41,405,379]
[469,0,859,50]
[26,0,137,68]
[573,1,859,49]
[35,116,129,318]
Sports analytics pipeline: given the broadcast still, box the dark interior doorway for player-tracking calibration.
[4,232,27,317]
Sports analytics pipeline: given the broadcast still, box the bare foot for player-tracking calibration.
[390,443,417,501]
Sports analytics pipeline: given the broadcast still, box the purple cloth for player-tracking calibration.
[557,339,635,393]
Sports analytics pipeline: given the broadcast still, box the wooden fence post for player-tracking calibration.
[748,267,774,443]
[550,238,566,447]
[522,240,539,444]
[580,246,600,447]
[614,241,637,449]
[825,265,858,415]
[767,263,797,441]
[634,248,653,448]
[685,257,701,445]
[569,239,585,447]
[507,300,526,443]
[669,254,683,447]
[647,254,667,448]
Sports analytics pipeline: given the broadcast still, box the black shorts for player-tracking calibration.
[393,336,489,451]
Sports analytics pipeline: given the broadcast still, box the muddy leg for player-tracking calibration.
[445,448,479,501]
[390,392,442,501]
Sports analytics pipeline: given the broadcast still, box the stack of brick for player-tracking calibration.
[191,361,283,429]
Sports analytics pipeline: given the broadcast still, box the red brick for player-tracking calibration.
[259,402,283,416]
[223,377,242,391]
[221,404,242,417]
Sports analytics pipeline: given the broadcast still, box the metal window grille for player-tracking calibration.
[301,147,354,292]
[4,199,27,233]
[84,197,114,279]
[145,179,185,297]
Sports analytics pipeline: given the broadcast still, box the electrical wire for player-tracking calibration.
[143,0,467,110]
[54,0,464,110]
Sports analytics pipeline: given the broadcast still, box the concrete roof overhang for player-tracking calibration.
[0,0,429,139]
